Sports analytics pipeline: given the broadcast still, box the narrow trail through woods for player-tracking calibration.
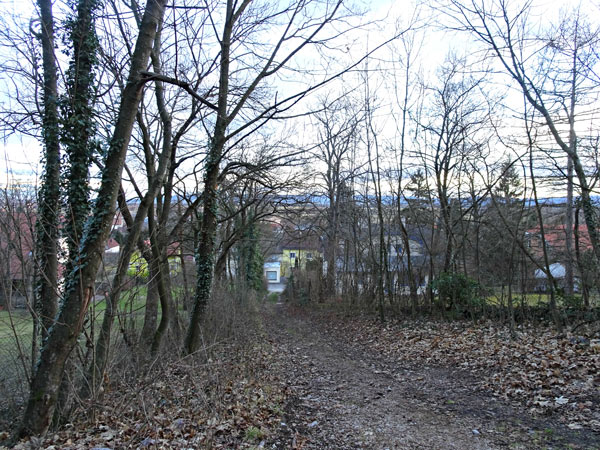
[262,302,599,449]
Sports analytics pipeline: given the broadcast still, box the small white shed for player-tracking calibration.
[534,263,566,279]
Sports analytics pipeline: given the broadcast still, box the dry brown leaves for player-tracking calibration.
[319,313,600,431]
[6,343,289,450]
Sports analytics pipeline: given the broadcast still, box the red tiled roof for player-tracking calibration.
[527,224,592,252]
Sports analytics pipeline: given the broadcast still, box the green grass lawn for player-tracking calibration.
[486,293,550,307]
[486,292,599,308]
[91,285,148,314]
[0,286,195,408]
[0,284,189,351]
[0,288,148,368]
[0,309,34,394]
[0,309,33,346]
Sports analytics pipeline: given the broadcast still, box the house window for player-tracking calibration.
[289,252,296,258]
[306,253,312,260]
[266,271,278,281]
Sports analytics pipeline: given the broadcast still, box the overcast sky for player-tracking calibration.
[1,0,598,193]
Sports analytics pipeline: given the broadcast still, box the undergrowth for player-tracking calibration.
[1,286,287,449]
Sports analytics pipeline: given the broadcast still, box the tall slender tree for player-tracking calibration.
[313,94,362,298]
[16,0,168,437]
[34,0,61,343]
[441,0,600,267]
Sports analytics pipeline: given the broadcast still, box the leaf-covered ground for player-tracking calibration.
[2,301,599,449]
[316,310,600,432]
[262,303,600,449]
[2,344,290,449]
[1,305,292,450]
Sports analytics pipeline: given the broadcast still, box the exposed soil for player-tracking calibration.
[2,300,599,449]
[263,302,600,449]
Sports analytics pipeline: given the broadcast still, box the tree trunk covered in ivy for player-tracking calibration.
[16,0,167,438]
[184,0,239,355]
[53,0,101,422]
[61,0,99,265]
[185,147,222,354]
[35,0,60,341]
[238,212,264,291]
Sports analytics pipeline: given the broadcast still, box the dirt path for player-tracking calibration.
[262,302,599,449]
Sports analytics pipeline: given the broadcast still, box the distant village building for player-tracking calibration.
[263,261,281,283]
[0,211,35,309]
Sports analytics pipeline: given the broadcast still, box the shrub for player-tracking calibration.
[431,272,484,315]
[281,269,321,304]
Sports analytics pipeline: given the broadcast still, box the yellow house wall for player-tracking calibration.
[280,249,321,276]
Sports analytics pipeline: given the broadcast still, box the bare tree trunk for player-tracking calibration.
[365,104,386,321]
[395,39,418,312]
[15,0,167,437]
[526,108,562,332]
[439,187,454,274]
[565,156,574,296]
[141,256,160,344]
[507,238,517,337]
[150,228,177,354]
[326,203,338,298]
[574,205,590,309]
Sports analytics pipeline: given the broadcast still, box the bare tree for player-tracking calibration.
[16,0,168,437]
[312,93,362,298]
[180,0,399,353]
[419,55,488,275]
[389,30,424,311]
[441,0,600,271]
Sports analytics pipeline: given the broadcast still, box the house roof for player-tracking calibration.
[280,236,322,251]
[526,224,593,253]
[535,262,566,279]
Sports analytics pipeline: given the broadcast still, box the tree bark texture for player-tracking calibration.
[62,0,99,266]
[35,0,60,342]
[17,0,167,438]
[184,0,238,355]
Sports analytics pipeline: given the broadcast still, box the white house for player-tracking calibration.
[534,263,566,280]
[263,261,281,283]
